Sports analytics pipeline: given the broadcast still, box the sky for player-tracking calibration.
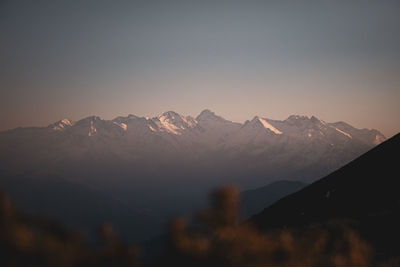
[0,0,399,137]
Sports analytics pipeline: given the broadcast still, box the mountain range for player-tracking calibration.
[0,109,384,180]
[0,109,386,241]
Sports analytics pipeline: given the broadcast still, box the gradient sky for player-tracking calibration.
[1,0,399,137]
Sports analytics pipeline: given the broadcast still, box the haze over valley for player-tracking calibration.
[0,109,386,241]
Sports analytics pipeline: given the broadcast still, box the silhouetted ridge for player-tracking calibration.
[251,132,400,258]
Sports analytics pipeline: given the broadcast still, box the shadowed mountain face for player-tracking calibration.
[240,180,308,219]
[0,173,162,242]
[250,133,400,258]
[0,110,385,240]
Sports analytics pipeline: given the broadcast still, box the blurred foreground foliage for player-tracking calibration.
[0,192,139,267]
[1,187,399,267]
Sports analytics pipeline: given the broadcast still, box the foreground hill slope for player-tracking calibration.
[251,133,400,258]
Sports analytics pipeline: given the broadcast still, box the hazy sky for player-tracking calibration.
[1,0,399,137]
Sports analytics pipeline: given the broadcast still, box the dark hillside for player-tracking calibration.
[251,133,400,258]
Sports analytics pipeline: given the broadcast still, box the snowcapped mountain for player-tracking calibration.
[0,109,385,172]
[0,110,386,220]
[50,118,74,131]
[34,110,384,150]
[154,111,197,134]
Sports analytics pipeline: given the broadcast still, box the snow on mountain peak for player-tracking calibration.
[61,119,73,126]
[332,127,352,139]
[253,116,282,134]
[88,120,97,136]
[154,111,197,135]
[51,118,73,131]
[41,111,385,148]
[160,111,180,120]
[157,115,181,135]
[113,122,128,131]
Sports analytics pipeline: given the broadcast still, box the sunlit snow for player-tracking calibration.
[61,119,72,126]
[258,118,282,134]
[52,118,73,131]
[113,122,127,131]
[88,121,97,136]
[158,115,181,135]
[333,127,352,139]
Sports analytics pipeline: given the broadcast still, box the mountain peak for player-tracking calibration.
[197,109,214,117]
[112,114,139,123]
[196,109,226,122]
[158,111,188,125]
[286,115,309,121]
[49,118,73,131]
[285,115,326,128]
[154,111,197,135]
[60,118,73,126]
[79,115,101,122]
[160,111,181,119]
[249,116,283,134]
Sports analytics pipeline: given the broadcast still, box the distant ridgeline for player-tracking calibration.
[0,110,386,243]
